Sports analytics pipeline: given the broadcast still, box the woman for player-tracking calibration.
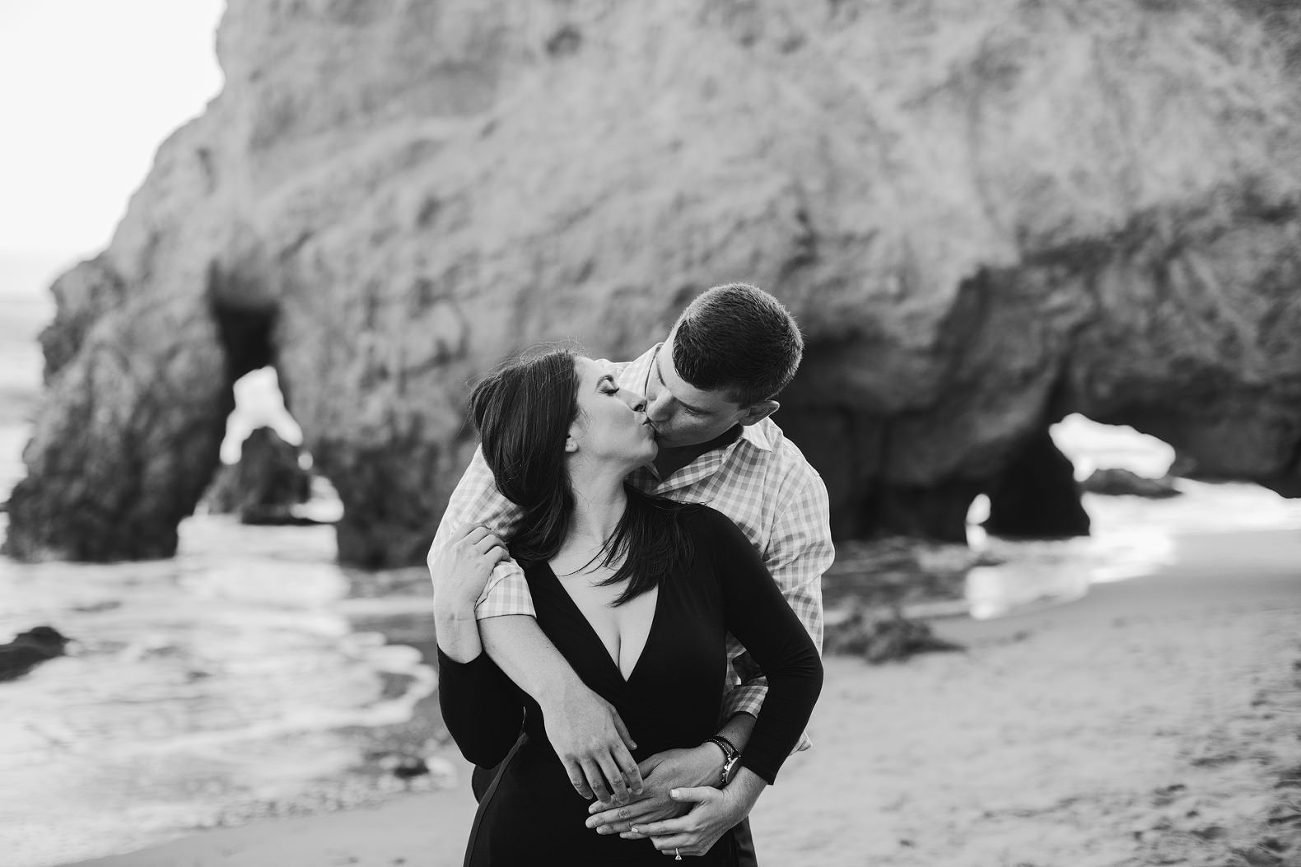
[434,350,822,865]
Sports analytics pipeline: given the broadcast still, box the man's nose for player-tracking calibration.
[646,392,671,423]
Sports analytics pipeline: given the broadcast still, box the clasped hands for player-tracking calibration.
[582,744,754,858]
[541,682,760,857]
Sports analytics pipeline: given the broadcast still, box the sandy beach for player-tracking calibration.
[62,526,1301,867]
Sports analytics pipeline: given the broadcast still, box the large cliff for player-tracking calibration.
[7,0,1301,565]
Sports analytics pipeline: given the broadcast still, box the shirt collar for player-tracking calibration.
[616,344,660,396]
[738,418,776,452]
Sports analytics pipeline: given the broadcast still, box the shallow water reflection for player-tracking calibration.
[964,481,1301,620]
[0,516,439,867]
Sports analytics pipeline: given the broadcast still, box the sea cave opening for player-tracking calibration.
[202,366,342,524]
[972,413,1179,546]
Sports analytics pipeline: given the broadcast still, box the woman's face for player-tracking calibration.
[569,356,658,467]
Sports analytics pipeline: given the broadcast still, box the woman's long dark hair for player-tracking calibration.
[468,349,692,605]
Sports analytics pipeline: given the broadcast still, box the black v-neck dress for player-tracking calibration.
[438,504,823,866]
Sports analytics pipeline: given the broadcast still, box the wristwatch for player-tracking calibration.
[707,735,741,789]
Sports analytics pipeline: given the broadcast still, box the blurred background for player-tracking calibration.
[2,2,1300,866]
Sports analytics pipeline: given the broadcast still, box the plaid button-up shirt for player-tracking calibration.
[432,344,833,735]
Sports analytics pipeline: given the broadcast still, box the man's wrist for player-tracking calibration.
[704,736,741,788]
[721,766,766,812]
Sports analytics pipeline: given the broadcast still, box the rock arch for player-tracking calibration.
[7,0,1301,565]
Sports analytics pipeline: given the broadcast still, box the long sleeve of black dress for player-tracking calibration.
[694,506,824,784]
[436,648,525,769]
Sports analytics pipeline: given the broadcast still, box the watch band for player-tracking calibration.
[707,736,741,788]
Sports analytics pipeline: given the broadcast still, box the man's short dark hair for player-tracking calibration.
[671,283,804,407]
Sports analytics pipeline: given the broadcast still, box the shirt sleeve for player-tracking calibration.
[429,446,536,620]
[698,508,824,785]
[436,648,526,769]
[721,466,833,742]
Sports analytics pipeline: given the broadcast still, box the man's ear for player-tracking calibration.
[738,400,779,427]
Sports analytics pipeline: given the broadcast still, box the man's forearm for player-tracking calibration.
[716,712,756,753]
[480,614,585,704]
[727,766,767,804]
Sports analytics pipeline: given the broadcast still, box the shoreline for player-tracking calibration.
[62,527,1301,867]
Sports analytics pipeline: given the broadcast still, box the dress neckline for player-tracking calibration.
[540,562,662,685]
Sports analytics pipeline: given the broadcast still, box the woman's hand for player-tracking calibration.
[432,525,508,661]
[621,767,766,858]
[585,744,720,834]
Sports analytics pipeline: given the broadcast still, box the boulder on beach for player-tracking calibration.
[6,0,1301,565]
[825,607,966,665]
[985,429,1092,539]
[1082,468,1183,499]
[0,626,72,682]
[204,426,318,524]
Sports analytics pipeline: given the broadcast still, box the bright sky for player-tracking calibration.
[0,1,225,262]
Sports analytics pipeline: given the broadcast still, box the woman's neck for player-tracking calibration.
[566,460,631,548]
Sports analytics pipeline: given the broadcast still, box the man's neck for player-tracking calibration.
[652,425,743,480]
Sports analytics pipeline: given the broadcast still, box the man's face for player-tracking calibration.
[643,332,750,448]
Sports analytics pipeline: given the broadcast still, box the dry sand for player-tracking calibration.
[67,529,1301,867]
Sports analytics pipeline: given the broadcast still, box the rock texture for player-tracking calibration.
[0,626,72,682]
[7,0,1301,564]
[204,426,315,524]
[1082,468,1183,499]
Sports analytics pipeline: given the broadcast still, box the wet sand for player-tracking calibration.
[66,528,1301,867]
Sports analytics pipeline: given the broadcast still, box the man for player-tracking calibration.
[428,283,833,863]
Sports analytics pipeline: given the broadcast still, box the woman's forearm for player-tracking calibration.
[435,603,526,768]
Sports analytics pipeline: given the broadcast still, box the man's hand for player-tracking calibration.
[621,768,767,858]
[541,680,644,804]
[584,744,722,835]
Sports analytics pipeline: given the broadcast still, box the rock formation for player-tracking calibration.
[1082,468,1182,499]
[6,0,1301,565]
[0,626,72,682]
[204,426,316,524]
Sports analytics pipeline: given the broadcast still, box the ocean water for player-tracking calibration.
[3,283,1301,866]
[0,284,447,866]
[0,518,440,866]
